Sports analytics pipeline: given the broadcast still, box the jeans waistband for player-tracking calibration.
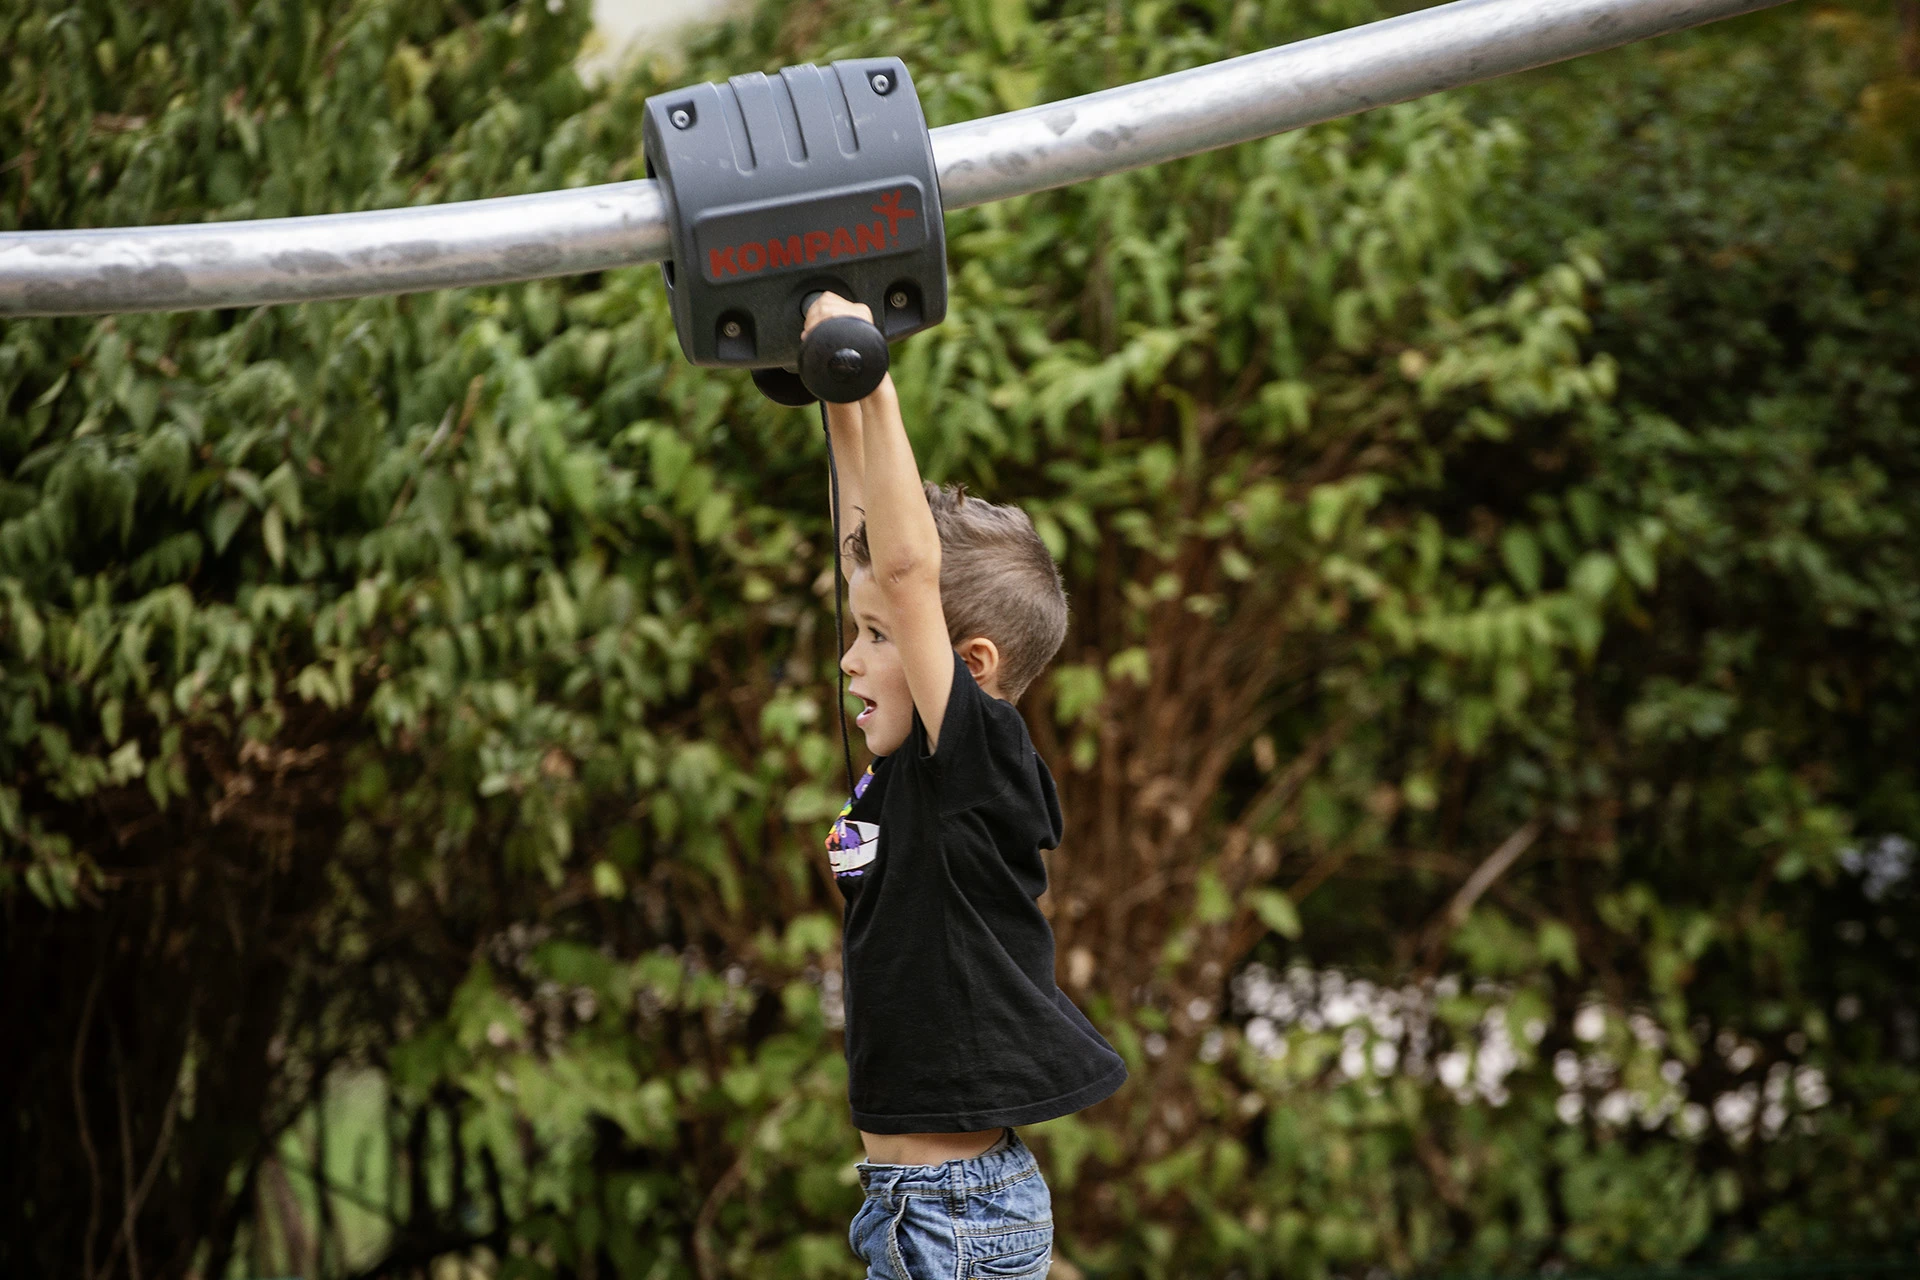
[855,1128,1035,1198]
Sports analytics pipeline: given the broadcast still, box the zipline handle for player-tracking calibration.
[798,292,890,404]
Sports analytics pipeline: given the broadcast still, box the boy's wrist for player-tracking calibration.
[824,400,864,434]
[857,373,898,413]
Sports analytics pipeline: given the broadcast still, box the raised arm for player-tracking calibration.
[822,397,866,583]
[802,293,956,750]
[852,374,955,751]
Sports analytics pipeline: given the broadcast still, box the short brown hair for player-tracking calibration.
[847,483,1068,701]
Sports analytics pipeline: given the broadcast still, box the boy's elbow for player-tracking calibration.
[874,551,940,594]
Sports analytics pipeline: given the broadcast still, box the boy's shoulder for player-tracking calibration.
[951,650,1038,747]
[956,678,1062,845]
[893,651,1051,816]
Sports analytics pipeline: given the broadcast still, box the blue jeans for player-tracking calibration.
[850,1128,1054,1279]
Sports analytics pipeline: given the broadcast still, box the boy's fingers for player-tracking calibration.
[802,291,874,337]
[801,291,844,334]
[804,291,844,325]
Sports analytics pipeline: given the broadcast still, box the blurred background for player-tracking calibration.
[2,0,1918,1277]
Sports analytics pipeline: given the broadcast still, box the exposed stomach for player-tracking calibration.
[860,1128,1005,1166]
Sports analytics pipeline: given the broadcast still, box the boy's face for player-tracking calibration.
[840,568,919,757]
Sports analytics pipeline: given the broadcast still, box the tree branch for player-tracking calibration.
[73,969,104,1280]
[1419,819,1544,971]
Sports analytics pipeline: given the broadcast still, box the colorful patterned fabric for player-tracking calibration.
[827,763,879,879]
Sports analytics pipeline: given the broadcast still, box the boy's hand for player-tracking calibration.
[802,291,874,339]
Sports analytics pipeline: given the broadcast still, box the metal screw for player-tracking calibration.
[670,107,692,129]
[870,72,893,95]
[888,290,909,310]
[721,320,743,339]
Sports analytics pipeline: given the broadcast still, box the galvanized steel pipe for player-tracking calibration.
[0,0,1791,317]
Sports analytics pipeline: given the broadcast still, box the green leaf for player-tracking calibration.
[225,468,264,507]
[1618,533,1658,590]
[1105,647,1150,686]
[1195,868,1233,925]
[592,860,624,899]
[209,499,248,555]
[1538,919,1580,975]
[1500,527,1543,594]
[1569,552,1618,601]
[4,592,45,660]
[1052,664,1105,725]
[1250,888,1302,940]
[262,506,286,568]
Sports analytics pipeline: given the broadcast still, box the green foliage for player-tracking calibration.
[3,0,1918,1277]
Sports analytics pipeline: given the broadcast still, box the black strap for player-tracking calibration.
[821,401,858,799]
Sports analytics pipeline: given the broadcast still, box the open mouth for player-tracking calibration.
[855,696,877,728]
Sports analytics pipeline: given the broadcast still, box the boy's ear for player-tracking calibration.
[957,636,1002,694]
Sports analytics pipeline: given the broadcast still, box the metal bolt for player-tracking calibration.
[670,107,692,129]
[888,290,910,310]
[721,320,743,339]
[870,72,893,95]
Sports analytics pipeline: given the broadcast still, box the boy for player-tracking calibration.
[806,294,1128,1279]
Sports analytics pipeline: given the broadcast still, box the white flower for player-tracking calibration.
[1246,1016,1279,1057]
[1793,1066,1830,1109]
[1324,992,1362,1028]
[1595,1090,1634,1126]
[1714,1086,1758,1142]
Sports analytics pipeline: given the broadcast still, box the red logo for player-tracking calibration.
[706,188,916,281]
[870,189,915,240]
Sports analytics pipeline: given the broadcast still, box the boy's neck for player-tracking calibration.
[970,671,1008,702]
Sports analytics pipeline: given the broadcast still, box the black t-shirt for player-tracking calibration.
[825,651,1128,1133]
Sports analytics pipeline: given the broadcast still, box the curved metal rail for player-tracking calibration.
[0,0,1790,317]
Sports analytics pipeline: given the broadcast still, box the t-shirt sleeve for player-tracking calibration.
[904,650,1020,815]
